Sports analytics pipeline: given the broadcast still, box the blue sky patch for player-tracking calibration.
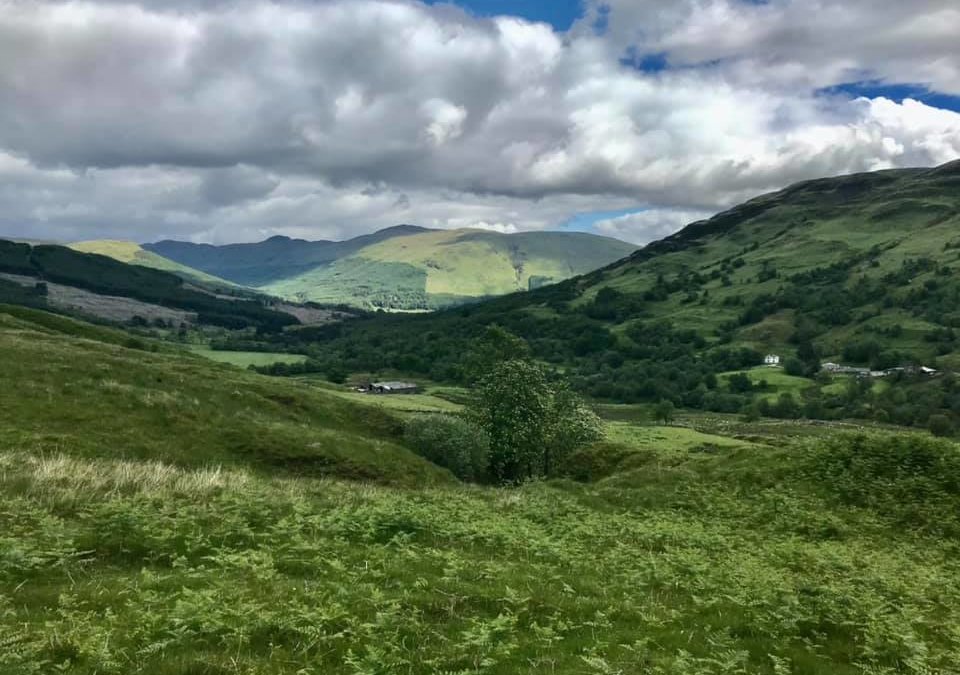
[560,207,647,233]
[424,0,585,31]
[824,82,960,113]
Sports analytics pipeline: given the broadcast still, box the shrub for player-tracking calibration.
[928,414,954,437]
[404,414,489,482]
[801,433,960,535]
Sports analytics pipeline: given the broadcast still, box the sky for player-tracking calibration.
[1,0,959,246]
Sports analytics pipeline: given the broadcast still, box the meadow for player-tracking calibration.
[187,346,309,368]
[3,305,960,673]
[4,432,960,674]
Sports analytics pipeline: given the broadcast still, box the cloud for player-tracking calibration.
[593,209,714,245]
[587,0,960,94]
[0,0,958,246]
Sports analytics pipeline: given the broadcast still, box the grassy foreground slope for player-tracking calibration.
[4,397,960,670]
[0,306,447,485]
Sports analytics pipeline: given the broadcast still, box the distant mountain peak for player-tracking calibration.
[372,224,432,236]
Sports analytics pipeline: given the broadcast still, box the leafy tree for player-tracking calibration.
[462,325,530,383]
[727,372,753,393]
[468,360,554,482]
[543,385,604,475]
[741,403,761,423]
[653,399,675,424]
[326,364,348,384]
[784,357,807,377]
[467,360,602,483]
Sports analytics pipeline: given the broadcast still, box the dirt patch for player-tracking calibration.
[0,273,196,325]
[272,302,355,325]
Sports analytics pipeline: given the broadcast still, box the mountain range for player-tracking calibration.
[281,160,960,428]
[100,226,638,310]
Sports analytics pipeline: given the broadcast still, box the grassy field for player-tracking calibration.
[4,427,960,673]
[4,306,960,673]
[720,366,814,402]
[187,346,309,368]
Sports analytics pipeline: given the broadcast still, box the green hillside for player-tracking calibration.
[0,305,447,484]
[255,160,960,431]
[69,240,238,289]
[148,227,638,310]
[0,239,298,331]
[4,304,960,673]
[145,225,430,287]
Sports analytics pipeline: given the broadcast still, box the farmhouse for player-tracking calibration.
[822,363,941,378]
[358,381,420,395]
[764,354,781,366]
[821,362,871,376]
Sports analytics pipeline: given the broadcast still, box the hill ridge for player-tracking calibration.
[146,225,638,310]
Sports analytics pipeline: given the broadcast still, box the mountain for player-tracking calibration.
[146,226,638,310]
[69,239,238,288]
[0,239,299,330]
[265,160,960,430]
[145,225,430,287]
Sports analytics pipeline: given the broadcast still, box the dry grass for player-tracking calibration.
[6,453,249,498]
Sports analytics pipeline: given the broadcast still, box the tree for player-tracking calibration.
[326,364,348,384]
[727,372,753,393]
[784,357,807,377]
[928,414,954,438]
[462,325,531,383]
[653,399,675,424]
[468,360,553,483]
[467,360,602,484]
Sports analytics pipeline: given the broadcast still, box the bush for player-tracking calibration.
[404,414,489,482]
[928,414,954,437]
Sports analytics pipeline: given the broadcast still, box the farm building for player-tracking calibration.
[764,354,781,366]
[822,363,940,378]
[358,381,420,395]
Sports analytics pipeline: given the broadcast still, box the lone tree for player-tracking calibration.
[467,358,602,484]
[653,399,675,424]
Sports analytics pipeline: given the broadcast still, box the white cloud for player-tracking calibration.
[421,99,468,145]
[587,0,960,93]
[593,209,714,245]
[0,0,958,246]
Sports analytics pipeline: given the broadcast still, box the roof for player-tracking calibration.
[372,381,418,389]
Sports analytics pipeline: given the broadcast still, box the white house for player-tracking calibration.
[764,354,781,366]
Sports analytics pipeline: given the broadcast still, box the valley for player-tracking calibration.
[5,3,960,673]
[253,161,960,435]
[3,304,960,674]
[3,162,960,674]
